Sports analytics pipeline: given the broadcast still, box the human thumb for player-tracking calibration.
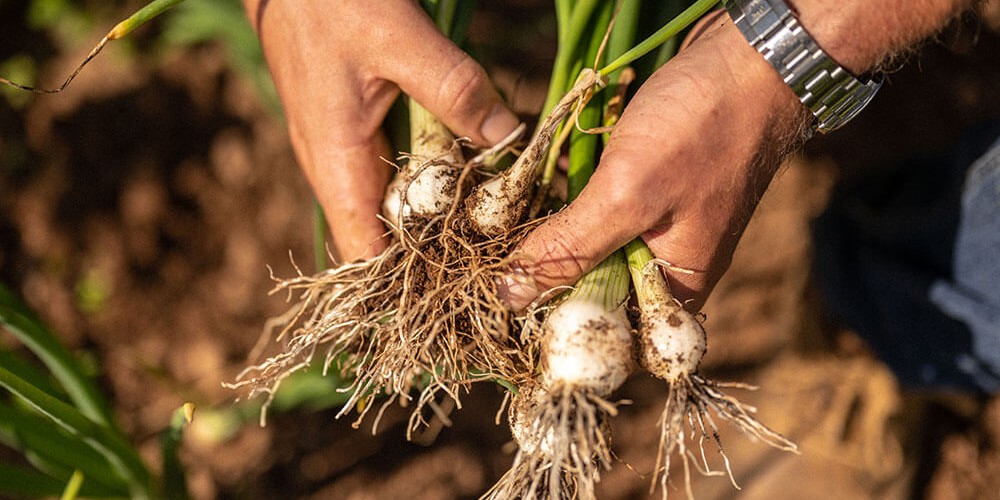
[378,7,519,146]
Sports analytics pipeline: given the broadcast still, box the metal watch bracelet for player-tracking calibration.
[725,0,882,133]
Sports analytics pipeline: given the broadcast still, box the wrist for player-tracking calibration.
[787,0,975,75]
[711,12,813,131]
[726,0,885,133]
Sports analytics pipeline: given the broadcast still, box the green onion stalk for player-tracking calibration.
[465,0,720,238]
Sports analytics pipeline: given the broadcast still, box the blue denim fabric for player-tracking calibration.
[929,134,1000,391]
[814,121,1000,393]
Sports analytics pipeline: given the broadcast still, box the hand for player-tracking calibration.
[501,0,973,312]
[246,0,519,261]
[502,13,810,312]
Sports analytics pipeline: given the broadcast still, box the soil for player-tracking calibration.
[2,2,999,499]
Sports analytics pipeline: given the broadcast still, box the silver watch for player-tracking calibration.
[725,0,882,133]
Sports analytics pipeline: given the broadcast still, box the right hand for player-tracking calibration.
[245,0,519,261]
[499,13,810,312]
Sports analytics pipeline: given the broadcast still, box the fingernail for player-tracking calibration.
[496,264,538,312]
[481,103,520,146]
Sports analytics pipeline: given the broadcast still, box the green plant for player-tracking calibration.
[0,283,191,499]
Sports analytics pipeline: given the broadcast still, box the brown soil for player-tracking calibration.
[2,3,999,499]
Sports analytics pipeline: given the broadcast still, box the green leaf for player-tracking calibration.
[0,350,66,400]
[0,463,119,498]
[0,402,129,495]
[0,283,115,429]
[60,469,84,500]
[0,463,69,498]
[0,365,151,499]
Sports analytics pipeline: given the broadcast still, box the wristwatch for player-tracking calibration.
[725,0,882,133]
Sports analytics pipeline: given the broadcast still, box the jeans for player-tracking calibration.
[814,121,1000,393]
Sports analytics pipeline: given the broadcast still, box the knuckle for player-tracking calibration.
[436,56,490,122]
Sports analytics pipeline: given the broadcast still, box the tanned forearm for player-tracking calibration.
[789,0,976,74]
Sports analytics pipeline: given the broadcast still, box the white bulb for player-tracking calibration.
[543,300,632,395]
[639,307,706,381]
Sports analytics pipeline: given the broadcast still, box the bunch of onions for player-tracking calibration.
[485,1,797,497]
[228,89,535,432]
[1,0,804,496]
[235,0,798,495]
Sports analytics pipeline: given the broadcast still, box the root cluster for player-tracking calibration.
[486,383,620,500]
[228,156,539,434]
[651,375,798,499]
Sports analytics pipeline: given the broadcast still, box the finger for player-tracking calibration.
[499,162,645,311]
[373,4,520,146]
[640,216,739,312]
[278,67,398,262]
[303,129,394,262]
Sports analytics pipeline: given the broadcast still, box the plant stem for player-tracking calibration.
[160,404,194,500]
[560,1,629,312]
[108,0,188,39]
[541,0,603,119]
[624,237,674,307]
[624,237,655,276]
[651,0,687,69]
[59,470,84,500]
[433,0,459,36]
[605,0,643,82]
[600,0,719,77]
[313,202,327,270]
[568,250,630,310]
[566,1,614,201]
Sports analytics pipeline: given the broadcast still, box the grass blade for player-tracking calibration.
[0,0,187,93]
[0,463,70,498]
[0,349,66,401]
[0,463,119,498]
[0,284,115,431]
[108,0,187,40]
[60,469,85,500]
[0,365,151,499]
[0,402,129,494]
